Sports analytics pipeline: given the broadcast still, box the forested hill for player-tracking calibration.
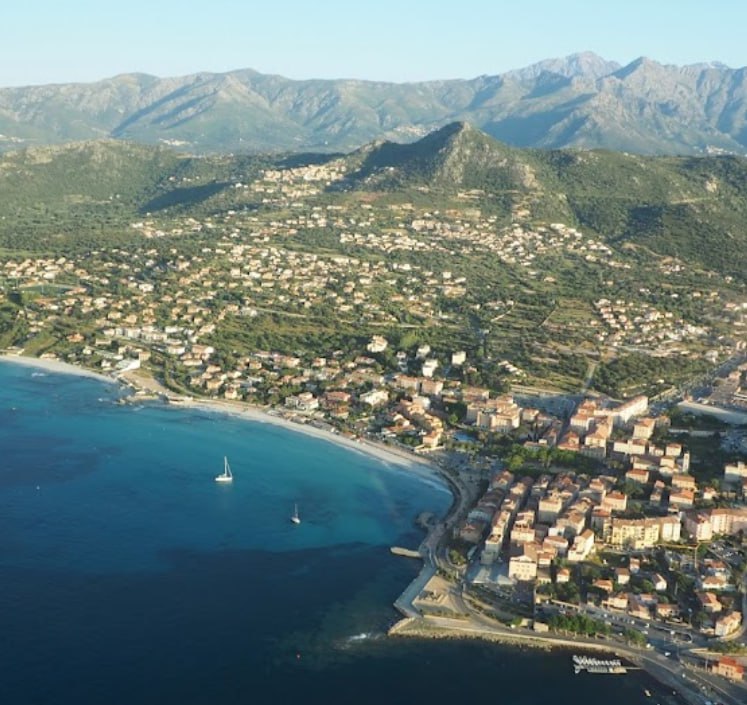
[2,124,747,281]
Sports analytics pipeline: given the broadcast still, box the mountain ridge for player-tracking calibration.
[3,53,747,156]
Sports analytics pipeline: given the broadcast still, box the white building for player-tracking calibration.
[451,350,467,366]
[360,389,389,407]
[725,461,747,484]
[366,336,389,353]
[421,358,439,378]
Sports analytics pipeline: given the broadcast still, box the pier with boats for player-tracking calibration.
[572,654,628,675]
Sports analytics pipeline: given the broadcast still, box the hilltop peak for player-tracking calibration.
[417,121,481,148]
[337,122,536,192]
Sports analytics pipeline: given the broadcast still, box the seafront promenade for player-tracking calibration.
[388,615,715,705]
[389,571,747,705]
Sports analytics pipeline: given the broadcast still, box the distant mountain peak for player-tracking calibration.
[1,55,747,156]
[508,52,621,82]
[612,55,667,79]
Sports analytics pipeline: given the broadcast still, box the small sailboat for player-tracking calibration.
[215,456,233,483]
[291,503,301,525]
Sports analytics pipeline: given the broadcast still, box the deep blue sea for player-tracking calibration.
[0,361,677,705]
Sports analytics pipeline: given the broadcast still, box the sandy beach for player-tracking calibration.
[0,354,449,488]
[0,353,120,385]
[114,365,450,484]
[194,401,419,467]
[182,397,449,485]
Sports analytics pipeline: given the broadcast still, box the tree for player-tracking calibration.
[556,581,579,603]
[506,450,527,472]
[622,480,644,498]
[625,629,646,647]
[639,579,655,594]
[692,611,708,630]
[444,401,467,425]
[448,548,466,566]
[537,446,552,469]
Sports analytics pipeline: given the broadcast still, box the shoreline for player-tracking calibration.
[389,617,715,705]
[3,353,743,703]
[186,398,445,479]
[0,353,120,385]
[0,353,451,489]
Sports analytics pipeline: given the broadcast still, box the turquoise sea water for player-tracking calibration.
[0,361,678,705]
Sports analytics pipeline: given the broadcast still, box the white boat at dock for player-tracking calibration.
[572,655,627,675]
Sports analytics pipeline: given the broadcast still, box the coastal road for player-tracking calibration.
[677,656,747,705]
[395,448,745,705]
[394,562,745,705]
[427,458,477,572]
[407,614,745,705]
[543,601,747,702]
[393,456,476,618]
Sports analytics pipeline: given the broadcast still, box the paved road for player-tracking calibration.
[393,458,476,617]
[409,613,745,705]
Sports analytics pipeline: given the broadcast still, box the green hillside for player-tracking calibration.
[2,126,747,280]
[0,124,745,397]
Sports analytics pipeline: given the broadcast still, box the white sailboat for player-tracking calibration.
[291,503,301,525]
[215,456,233,483]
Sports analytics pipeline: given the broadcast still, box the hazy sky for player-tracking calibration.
[3,0,745,87]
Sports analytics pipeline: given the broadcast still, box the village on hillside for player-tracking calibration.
[2,156,747,688]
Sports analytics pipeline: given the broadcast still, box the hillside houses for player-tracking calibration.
[465,394,521,432]
[3,151,746,655]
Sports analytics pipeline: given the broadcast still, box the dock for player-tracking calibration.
[390,546,422,559]
[572,655,628,675]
